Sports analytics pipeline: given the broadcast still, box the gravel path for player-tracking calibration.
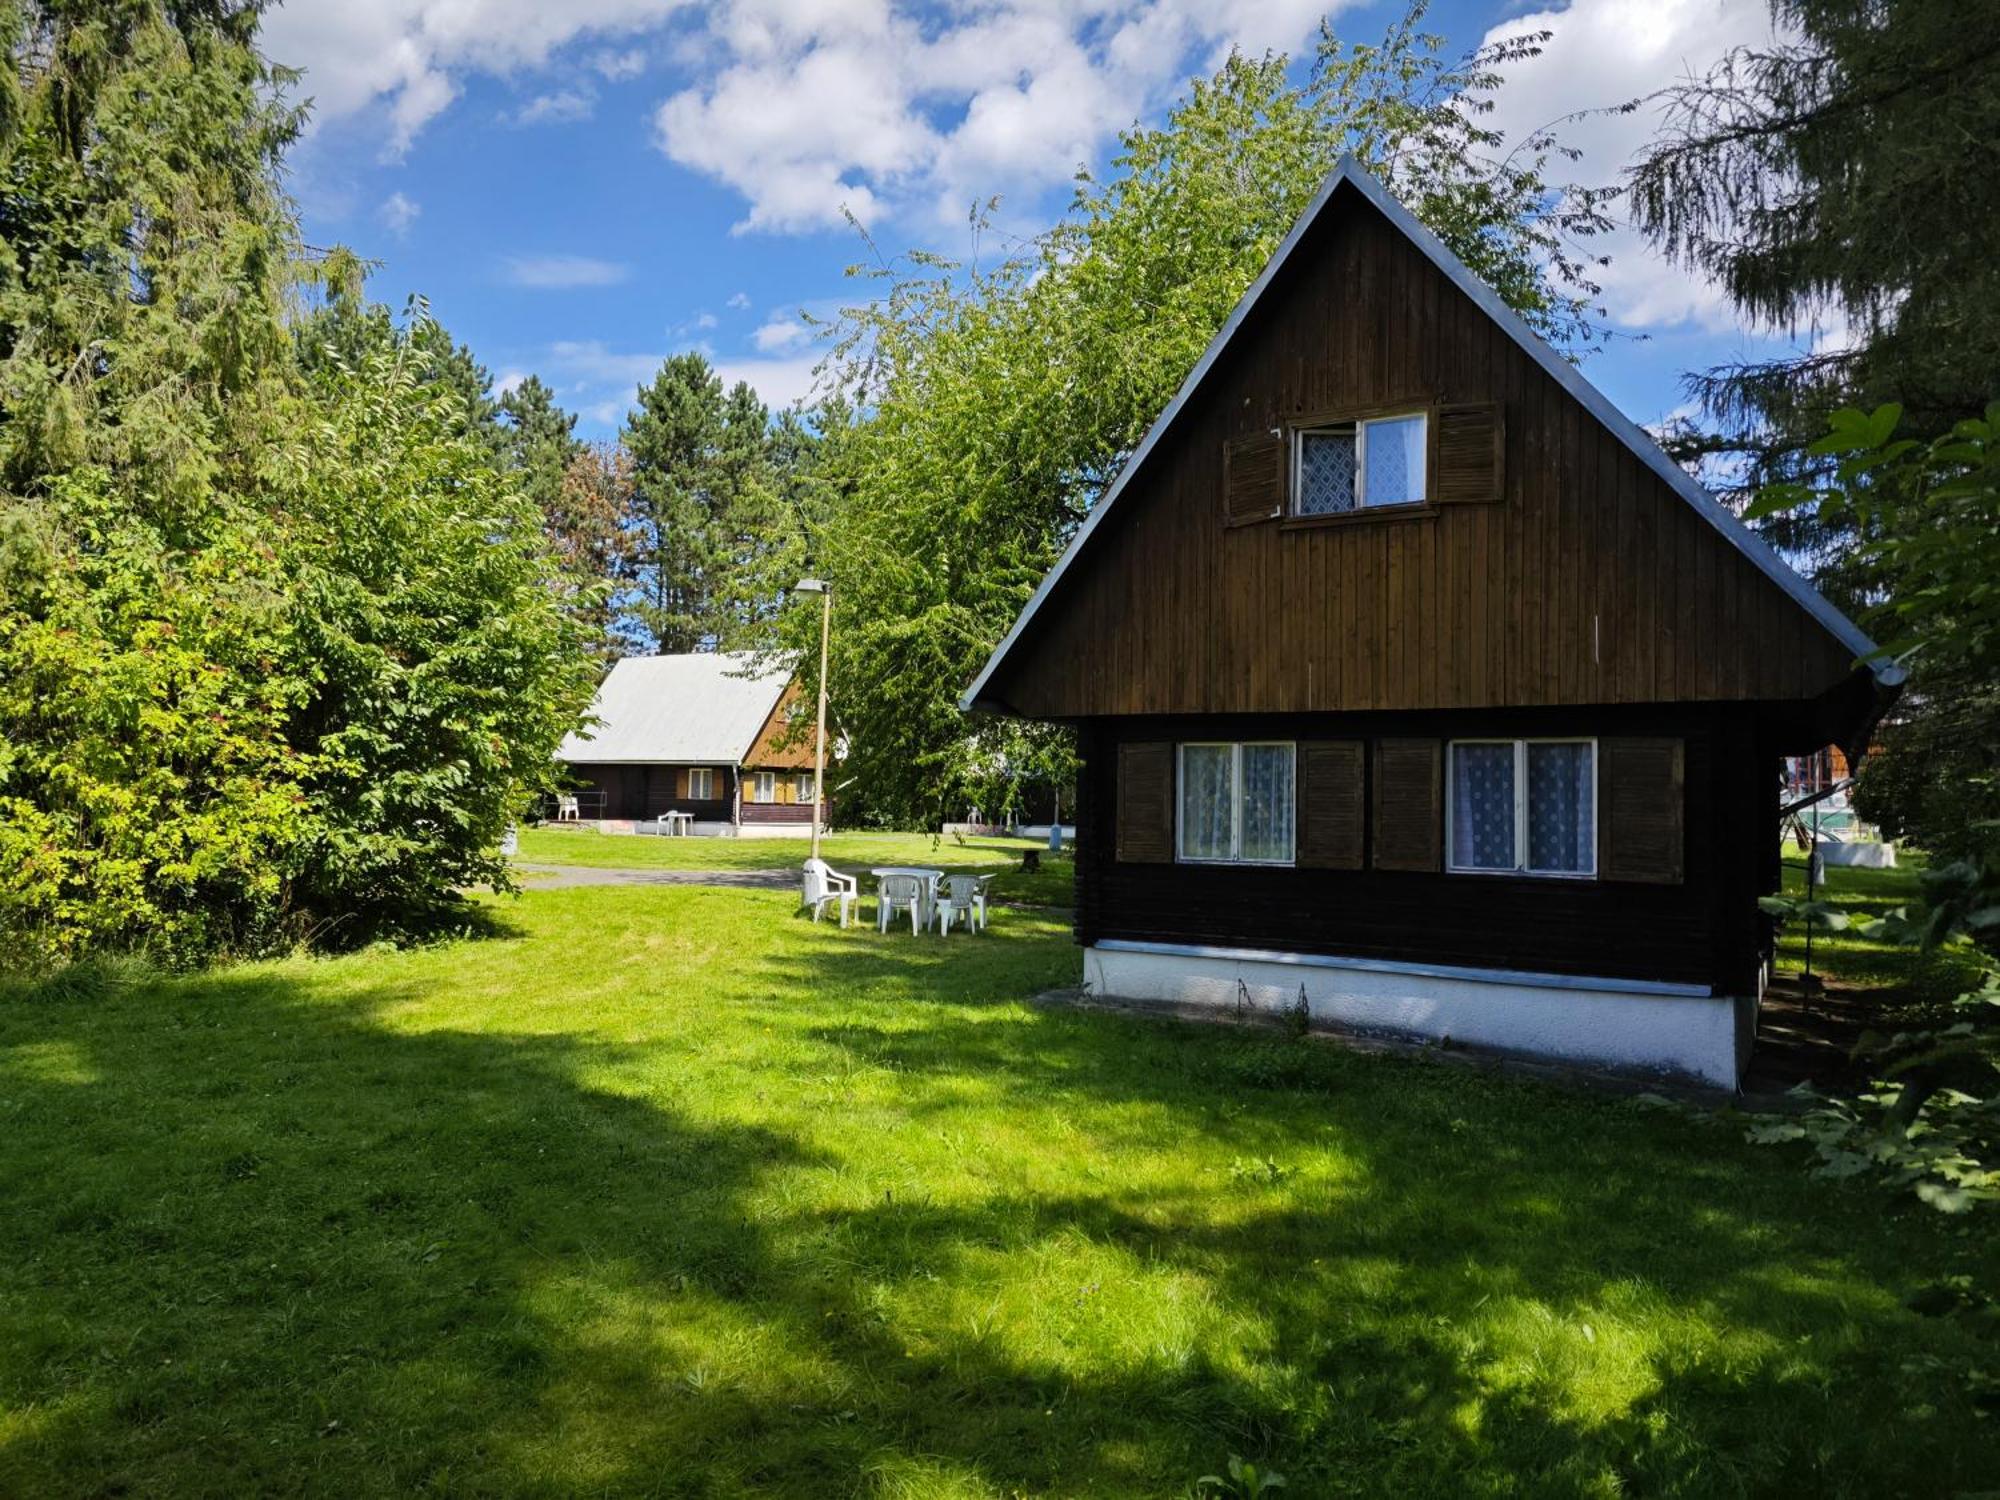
[512,863,795,891]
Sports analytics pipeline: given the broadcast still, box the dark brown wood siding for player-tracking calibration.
[564,764,737,822]
[1074,705,1783,996]
[982,183,1858,719]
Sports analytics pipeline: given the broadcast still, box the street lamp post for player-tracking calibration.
[794,579,832,861]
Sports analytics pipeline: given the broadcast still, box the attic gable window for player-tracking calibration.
[1295,413,1427,515]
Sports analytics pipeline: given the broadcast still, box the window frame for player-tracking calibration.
[1292,409,1430,516]
[687,766,714,801]
[1445,737,1598,880]
[750,770,775,804]
[1175,740,1297,867]
[794,770,816,805]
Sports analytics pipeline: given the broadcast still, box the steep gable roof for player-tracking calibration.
[559,652,793,764]
[962,156,1895,713]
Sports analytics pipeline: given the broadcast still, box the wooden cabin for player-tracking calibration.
[558,653,824,836]
[961,158,1899,1090]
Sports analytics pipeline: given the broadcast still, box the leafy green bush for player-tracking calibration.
[0,6,596,968]
[1750,861,2000,1211]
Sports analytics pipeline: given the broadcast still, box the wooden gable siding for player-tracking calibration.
[744,681,816,771]
[985,188,1857,719]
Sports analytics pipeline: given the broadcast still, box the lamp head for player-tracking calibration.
[793,578,829,595]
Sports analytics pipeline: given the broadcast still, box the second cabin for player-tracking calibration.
[961,157,1898,1091]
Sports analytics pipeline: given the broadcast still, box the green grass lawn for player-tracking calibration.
[515,825,1077,906]
[1772,849,1988,1011]
[3,885,1997,1496]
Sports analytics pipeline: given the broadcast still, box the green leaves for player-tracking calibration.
[0,8,596,967]
[1758,895,1851,932]
[773,14,1613,823]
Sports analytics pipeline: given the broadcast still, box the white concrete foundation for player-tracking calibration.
[734,821,814,839]
[1083,942,1755,1090]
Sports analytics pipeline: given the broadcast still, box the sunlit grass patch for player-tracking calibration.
[0,883,1994,1495]
[514,825,1077,906]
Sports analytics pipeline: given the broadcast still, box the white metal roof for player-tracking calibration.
[559,652,792,764]
[961,155,1896,712]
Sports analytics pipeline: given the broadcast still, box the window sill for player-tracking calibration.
[1176,857,1298,869]
[1446,865,1599,882]
[1279,503,1437,531]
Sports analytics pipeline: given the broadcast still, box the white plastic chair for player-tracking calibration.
[556,794,579,821]
[934,874,989,935]
[877,873,924,935]
[802,858,857,927]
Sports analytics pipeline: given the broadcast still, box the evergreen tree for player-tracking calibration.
[498,374,578,497]
[619,353,778,653]
[0,1,595,966]
[294,275,504,450]
[1630,0,2000,581]
[0,0,301,506]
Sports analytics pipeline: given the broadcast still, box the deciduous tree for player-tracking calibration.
[768,11,1615,824]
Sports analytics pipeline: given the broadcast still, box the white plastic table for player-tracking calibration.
[647,810,693,836]
[870,866,944,931]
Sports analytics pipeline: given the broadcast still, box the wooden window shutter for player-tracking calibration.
[1601,737,1685,884]
[1372,738,1441,872]
[1435,402,1503,504]
[1116,742,1174,863]
[1297,740,1366,869]
[1223,431,1285,526]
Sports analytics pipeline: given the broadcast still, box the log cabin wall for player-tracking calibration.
[566,764,737,822]
[983,184,1859,720]
[1072,705,1780,996]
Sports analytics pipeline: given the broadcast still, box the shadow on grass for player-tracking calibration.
[0,912,1993,1496]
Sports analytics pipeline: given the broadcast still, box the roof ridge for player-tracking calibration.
[960,155,1895,712]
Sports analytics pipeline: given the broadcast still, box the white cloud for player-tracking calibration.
[726,291,752,310]
[537,338,825,428]
[514,86,596,125]
[266,2,1343,228]
[714,352,824,410]
[1480,0,1783,334]
[592,46,648,80]
[546,339,665,389]
[377,190,421,235]
[495,369,529,397]
[751,316,809,353]
[654,0,1340,233]
[504,255,631,288]
[260,0,692,157]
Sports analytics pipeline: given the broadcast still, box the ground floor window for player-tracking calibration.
[688,767,714,800]
[1178,742,1295,864]
[1448,739,1595,877]
[750,771,775,803]
[794,771,815,804]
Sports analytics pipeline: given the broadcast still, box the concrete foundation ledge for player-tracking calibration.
[1083,941,1754,1091]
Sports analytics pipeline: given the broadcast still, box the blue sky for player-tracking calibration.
[263,0,1814,440]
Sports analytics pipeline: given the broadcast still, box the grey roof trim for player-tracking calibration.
[960,156,1895,712]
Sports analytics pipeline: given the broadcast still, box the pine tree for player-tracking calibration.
[1629,0,2000,582]
[619,354,779,652]
[0,0,301,506]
